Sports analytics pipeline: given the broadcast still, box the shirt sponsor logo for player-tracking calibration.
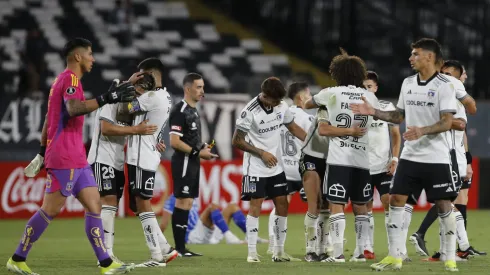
[258,124,281,134]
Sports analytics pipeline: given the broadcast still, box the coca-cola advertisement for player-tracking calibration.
[0,160,480,219]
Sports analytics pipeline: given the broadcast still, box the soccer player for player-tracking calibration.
[160,194,244,244]
[9,38,136,275]
[304,50,377,263]
[125,58,178,267]
[268,82,313,255]
[360,71,401,260]
[351,38,459,272]
[410,60,485,258]
[169,73,218,257]
[87,72,160,263]
[232,77,307,262]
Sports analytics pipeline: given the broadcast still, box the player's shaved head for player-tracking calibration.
[329,48,367,88]
[261,77,286,100]
[287,82,309,100]
[62,38,92,58]
[441,60,464,78]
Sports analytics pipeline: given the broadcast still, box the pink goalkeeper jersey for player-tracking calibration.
[44,69,88,169]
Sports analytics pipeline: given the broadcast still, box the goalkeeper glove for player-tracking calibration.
[24,146,45,178]
[96,79,137,107]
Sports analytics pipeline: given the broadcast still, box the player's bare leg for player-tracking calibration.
[302,170,321,262]
[7,191,65,275]
[350,203,369,263]
[247,198,264,262]
[321,203,346,263]
[135,197,175,266]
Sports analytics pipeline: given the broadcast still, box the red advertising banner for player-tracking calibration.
[0,160,482,219]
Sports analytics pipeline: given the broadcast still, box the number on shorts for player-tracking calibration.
[102,166,115,179]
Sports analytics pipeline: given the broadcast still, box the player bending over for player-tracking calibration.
[232,77,307,263]
[11,38,136,275]
[160,195,248,244]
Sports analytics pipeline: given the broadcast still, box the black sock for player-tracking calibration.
[11,254,26,262]
[172,207,189,252]
[455,204,467,229]
[416,204,438,238]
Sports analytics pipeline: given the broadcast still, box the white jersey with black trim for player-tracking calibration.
[126,88,172,171]
[236,97,294,178]
[368,100,397,175]
[301,108,330,159]
[87,104,127,171]
[280,105,313,181]
[396,73,457,164]
[450,76,469,177]
[313,85,379,170]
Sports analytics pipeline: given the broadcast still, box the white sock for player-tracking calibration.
[455,211,470,251]
[355,215,370,257]
[367,211,374,253]
[157,226,171,253]
[401,204,413,255]
[329,213,346,258]
[387,206,404,258]
[101,205,117,256]
[139,212,163,261]
[246,215,259,256]
[384,210,390,250]
[316,209,330,255]
[440,210,457,262]
[268,208,276,252]
[304,212,318,254]
[273,215,288,255]
[439,218,445,257]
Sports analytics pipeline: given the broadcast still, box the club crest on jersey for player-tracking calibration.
[66,86,76,95]
[276,112,282,120]
[427,89,436,98]
[241,111,247,118]
[103,180,112,190]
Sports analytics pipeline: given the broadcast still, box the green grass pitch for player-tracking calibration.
[1,211,489,274]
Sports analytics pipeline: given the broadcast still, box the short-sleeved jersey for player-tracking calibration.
[87,104,128,171]
[126,88,172,171]
[301,108,330,159]
[312,86,379,170]
[368,100,397,175]
[450,76,469,177]
[236,97,294,177]
[169,100,203,157]
[163,194,199,242]
[280,106,313,181]
[45,69,88,169]
[396,73,457,164]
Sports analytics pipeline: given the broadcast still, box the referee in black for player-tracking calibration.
[169,73,218,256]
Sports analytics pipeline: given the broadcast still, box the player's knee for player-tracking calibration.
[330,203,344,214]
[434,199,452,213]
[352,203,368,215]
[366,200,374,211]
[135,195,152,212]
[208,203,220,211]
[101,195,118,207]
[389,194,407,207]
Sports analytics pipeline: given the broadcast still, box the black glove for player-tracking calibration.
[96,80,136,106]
[299,187,307,202]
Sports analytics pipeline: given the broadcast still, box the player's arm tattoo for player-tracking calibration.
[373,108,405,124]
[65,99,100,117]
[232,129,264,158]
[421,112,453,135]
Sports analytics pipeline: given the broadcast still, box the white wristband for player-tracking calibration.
[392,157,399,162]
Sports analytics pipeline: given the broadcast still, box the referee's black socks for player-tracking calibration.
[172,207,190,252]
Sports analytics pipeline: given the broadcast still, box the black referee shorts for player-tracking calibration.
[171,154,200,199]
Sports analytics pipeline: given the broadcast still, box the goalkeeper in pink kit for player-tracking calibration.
[7,38,138,275]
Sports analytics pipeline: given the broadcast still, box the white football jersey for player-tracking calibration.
[126,88,172,171]
[368,100,397,175]
[313,85,379,170]
[87,104,127,171]
[301,108,330,159]
[280,105,313,181]
[397,73,457,164]
[236,97,294,178]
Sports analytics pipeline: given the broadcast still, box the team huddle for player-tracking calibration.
[3,36,485,275]
[231,38,484,271]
